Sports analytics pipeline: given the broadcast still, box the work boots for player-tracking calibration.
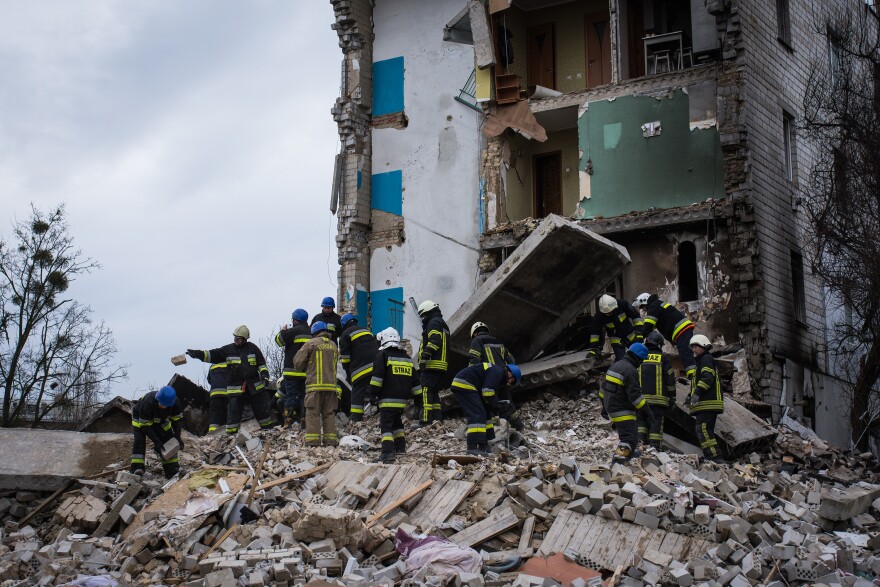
[375,451,396,463]
[394,438,406,454]
[466,444,491,457]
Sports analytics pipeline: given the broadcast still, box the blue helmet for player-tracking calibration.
[507,364,522,385]
[156,386,176,407]
[291,308,308,322]
[628,342,649,360]
[321,296,335,308]
[311,321,328,335]
[340,313,356,328]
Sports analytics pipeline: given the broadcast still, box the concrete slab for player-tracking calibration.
[0,429,131,491]
[447,214,630,362]
[517,352,596,391]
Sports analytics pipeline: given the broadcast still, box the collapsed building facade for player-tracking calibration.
[329,0,860,447]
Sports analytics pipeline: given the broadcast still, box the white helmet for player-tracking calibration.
[470,321,489,337]
[377,327,401,349]
[690,334,712,349]
[598,294,618,314]
[633,292,650,309]
[233,325,250,339]
[417,300,439,316]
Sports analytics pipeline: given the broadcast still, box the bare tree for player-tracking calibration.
[0,205,127,427]
[802,6,880,447]
[260,329,284,381]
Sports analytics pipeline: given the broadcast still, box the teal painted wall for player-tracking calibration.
[576,90,723,219]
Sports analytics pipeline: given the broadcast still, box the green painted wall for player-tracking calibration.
[506,128,580,221]
[575,90,724,219]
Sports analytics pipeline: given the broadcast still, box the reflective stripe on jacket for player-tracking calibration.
[600,355,646,422]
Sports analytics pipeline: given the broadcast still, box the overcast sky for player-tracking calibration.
[0,2,342,397]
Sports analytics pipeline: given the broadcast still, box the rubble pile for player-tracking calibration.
[0,394,879,586]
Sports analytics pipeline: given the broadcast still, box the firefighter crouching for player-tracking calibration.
[131,386,184,479]
[600,342,654,463]
[451,362,522,457]
[369,328,418,463]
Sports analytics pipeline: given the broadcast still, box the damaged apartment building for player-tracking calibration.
[328,0,860,447]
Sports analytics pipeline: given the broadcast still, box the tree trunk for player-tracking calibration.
[851,339,880,450]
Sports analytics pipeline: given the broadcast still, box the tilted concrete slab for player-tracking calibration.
[517,352,596,391]
[0,429,131,491]
[447,214,630,362]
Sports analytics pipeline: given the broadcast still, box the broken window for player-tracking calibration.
[776,0,791,48]
[828,30,842,88]
[791,250,807,324]
[677,241,699,302]
[783,111,796,182]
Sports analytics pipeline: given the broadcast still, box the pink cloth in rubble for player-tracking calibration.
[395,528,482,577]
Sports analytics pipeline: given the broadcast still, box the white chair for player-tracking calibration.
[654,50,671,73]
[682,47,693,68]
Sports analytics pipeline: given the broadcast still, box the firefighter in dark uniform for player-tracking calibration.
[687,334,724,462]
[369,327,419,463]
[634,292,697,379]
[415,300,449,426]
[638,331,677,448]
[274,309,311,427]
[311,296,343,343]
[468,322,523,431]
[587,294,644,361]
[451,362,522,456]
[206,360,228,433]
[131,386,184,478]
[187,325,275,434]
[600,342,654,463]
[338,313,379,421]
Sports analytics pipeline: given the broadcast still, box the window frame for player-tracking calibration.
[776,0,792,49]
[783,112,795,182]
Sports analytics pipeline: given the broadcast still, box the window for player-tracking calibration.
[833,148,850,216]
[828,32,842,88]
[776,0,792,47]
[677,241,699,302]
[783,112,795,182]
[791,250,807,324]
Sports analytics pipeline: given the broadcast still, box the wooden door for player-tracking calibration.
[534,152,562,217]
[527,23,555,89]
[585,11,611,88]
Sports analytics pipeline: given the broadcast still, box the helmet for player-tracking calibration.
[377,327,401,348]
[340,313,356,328]
[233,325,250,339]
[417,300,439,316]
[156,386,176,407]
[470,322,489,337]
[599,294,618,314]
[628,342,649,360]
[291,308,308,323]
[321,296,335,308]
[645,331,665,347]
[311,321,328,335]
[633,292,650,309]
[506,364,522,385]
[690,334,712,349]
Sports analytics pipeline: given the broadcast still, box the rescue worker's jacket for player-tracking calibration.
[600,355,648,423]
[640,297,694,342]
[275,323,311,380]
[370,346,419,409]
[418,311,449,372]
[293,332,339,393]
[451,363,506,412]
[588,298,644,352]
[207,362,228,396]
[339,322,380,384]
[468,333,515,366]
[310,311,343,342]
[689,352,723,413]
[132,391,184,442]
[200,342,269,393]
[639,346,677,408]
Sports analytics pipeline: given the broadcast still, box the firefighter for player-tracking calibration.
[586,294,644,361]
[187,325,275,434]
[294,321,340,447]
[370,327,418,463]
[339,313,380,421]
[130,386,184,479]
[687,334,725,462]
[451,362,522,456]
[468,322,523,431]
[638,331,677,448]
[599,342,654,463]
[415,300,449,426]
[633,293,697,379]
[274,308,311,427]
[206,360,228,433]
[310,296,343,343]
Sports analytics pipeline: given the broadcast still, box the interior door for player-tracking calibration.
[527,23,556,89]
[534,152,562,217]
[585,10,612,88]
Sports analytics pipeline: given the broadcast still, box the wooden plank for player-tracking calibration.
[573,515,607,559]
[553,509,587,553]
[569,511,601,554]
[590,519,626,567]
[93,483,142,538]
[17,480,75,527]
[323,461,372,493]
[610,524,645,569]
[257,462,333,491]
[410,478,473,528]
[365,479,434,528]
[449,505,520,548]
[519,516,536,553]
[372,465,434,512]
[199,523,238,560]
[246,440,271,507]
[538,509,573,555]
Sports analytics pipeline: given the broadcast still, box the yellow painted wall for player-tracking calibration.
[506,127,580,220]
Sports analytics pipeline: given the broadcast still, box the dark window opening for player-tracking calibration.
[677,241,699,302]
[776,0,791,47]
[783,111,796,182]
[791,250,807,324]
[833,148,850,217]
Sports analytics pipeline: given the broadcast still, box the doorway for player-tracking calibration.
[585,11,612,88]
[527,23,556,89]
[534,152,562,217]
